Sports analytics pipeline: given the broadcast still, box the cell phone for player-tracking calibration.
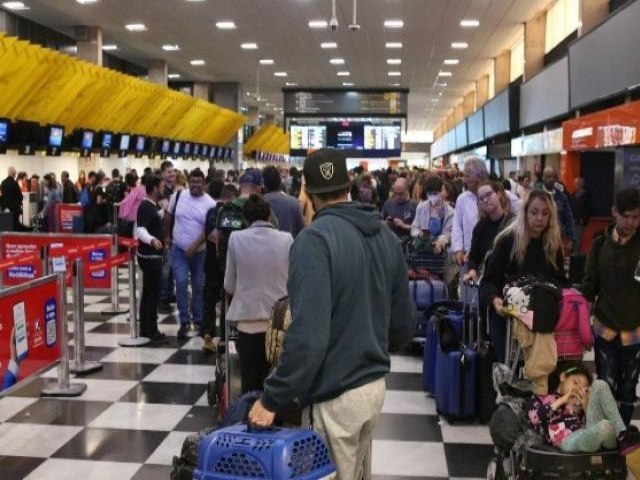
[13,302,28,362]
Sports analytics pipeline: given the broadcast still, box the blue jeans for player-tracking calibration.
[171,245,205,326]
[160,248,174,302]
[594,334,640,425]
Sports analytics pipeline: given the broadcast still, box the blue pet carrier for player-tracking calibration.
[194,424,336,480]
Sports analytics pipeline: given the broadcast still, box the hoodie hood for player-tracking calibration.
[315,202,382,236]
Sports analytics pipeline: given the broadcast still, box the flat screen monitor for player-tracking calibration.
[363,125,401,150]
[119,134,130,153]
[48,126,64,147]
[225,148,232,159]
[81,130,94,150]
[172,141,181,158]
[211,147,218,158]
[161,139,170,154]
[102,132,113,149]
[202,145,209,157]
[0,120,8,144]
[135,135,146,152]
[183,143,192,157]
[290,125,327,150]
[326,122,364,150]
[193,144,200,157]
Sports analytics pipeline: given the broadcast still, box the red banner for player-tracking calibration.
[0,276,61,392]
[55,204,84,233]
[0,233,112,289]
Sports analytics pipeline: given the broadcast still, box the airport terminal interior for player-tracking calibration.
[1,0,640,479]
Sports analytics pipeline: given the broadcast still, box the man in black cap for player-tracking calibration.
[249,149,415,479]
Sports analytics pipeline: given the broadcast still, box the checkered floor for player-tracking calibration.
[1,273,638,479]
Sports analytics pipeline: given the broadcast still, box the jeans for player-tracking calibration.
[236,331,270,394]
[138,256,162,337]
[160,248,174,302]
[594,334,640,425]
[171,245,205,326]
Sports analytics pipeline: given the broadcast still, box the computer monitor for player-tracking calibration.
[183,142,192,159]
[100,132,112,157]
[119,134,130,157]
[47,125,64,156]
[134,135,146,158]
[80,130,94,157]
[201,145,209,158]
[0,119,8,154]
[172,140,181,159]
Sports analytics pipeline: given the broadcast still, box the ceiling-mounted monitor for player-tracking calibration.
[47,125,64,156]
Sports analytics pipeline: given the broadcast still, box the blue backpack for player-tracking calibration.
[79,187,90,208]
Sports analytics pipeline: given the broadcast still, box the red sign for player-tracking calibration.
[0,233,112,289]
[563,100,640,151]
[55,204,84,233]
[0,275,61,392]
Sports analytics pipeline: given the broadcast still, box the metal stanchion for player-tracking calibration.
[69,258,103,374]
[42,273,87,397]
[103,203,128,315]
[118,248,149,347]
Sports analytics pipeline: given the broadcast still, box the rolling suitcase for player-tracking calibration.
[423,302,463,394]
[475,315,497,424]
[524,444,627,479]
[569,253,586,286]
[410,278,446,313]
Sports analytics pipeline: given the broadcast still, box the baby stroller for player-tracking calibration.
[486,320,627,480]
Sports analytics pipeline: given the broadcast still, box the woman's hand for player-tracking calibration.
[463,269,478,284]
[492,297,505,316]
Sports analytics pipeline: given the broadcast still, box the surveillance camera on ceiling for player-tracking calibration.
[330,16,339,31]
[348,23,361,31]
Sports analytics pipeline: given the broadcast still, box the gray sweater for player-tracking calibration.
[262,202,415,411]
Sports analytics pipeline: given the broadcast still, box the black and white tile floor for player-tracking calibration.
[0,273,638,479]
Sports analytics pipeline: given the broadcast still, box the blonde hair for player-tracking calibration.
[494,189,562,269]
[477,181,511,220]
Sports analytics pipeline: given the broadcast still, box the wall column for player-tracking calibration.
[524,11,546,81]
[193,82,210,101]
[148,60,168,87]
[494,51,511,94]
[74,26,102,66]
[579,0,609,36]
[476,75,489,108]
[212,82,242,169]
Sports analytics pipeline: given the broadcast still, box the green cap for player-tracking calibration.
[303,149,351,194]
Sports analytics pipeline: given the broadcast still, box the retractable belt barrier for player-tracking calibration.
[102,203,129,316]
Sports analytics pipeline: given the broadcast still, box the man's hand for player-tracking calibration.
[248,399,276,428]
[492,297,505,317]
[151,238,162,251]
[455,251,465,266]
[185,244,198,258]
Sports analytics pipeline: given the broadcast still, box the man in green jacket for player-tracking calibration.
[249,149,415,479]
[583,188,640,425]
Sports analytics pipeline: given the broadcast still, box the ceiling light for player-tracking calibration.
[444,59,460,65]
[259,59,275,65]
[241,42,258,49]
[76,0,98,3]
[215,21,236,29]
[168,73,181,79]
[308,20,328,28]
[342,82,355,87]
[162,44,180,51]
[329,58,345,65]
[384,20,404,28]
[451,42,468,49]
[274,72,288,77]
[321,42,337,49]
[125,23,147,32]
[101,44,118,51]
[387,58,402,65]
[388,71,401,76]
[460,19,480,27]
[389,83,401,87]
[2,1,29,10]
[336,71,350,76]
[439,71,452,77]
[190,59,206,66]
[285,82,298,86]
[435,82,448,87]
[385,42,402,48]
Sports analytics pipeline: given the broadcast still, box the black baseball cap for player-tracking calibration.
[303,149,351,194]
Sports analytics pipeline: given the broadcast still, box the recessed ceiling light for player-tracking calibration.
[308,20,328,28]
[125,23,147,32]
[435,82,448,87]
[443,59,460,65]
[388,71,402,76]
[76,0,98,4]
[190,59,206,66]
[385,42,402,49]
[387,58,402,65]
[439,71,452,77]
[162,44,180,51]
[460,19,480,27]
[389,83,401,87]
[384,20,404,28]
[336,71,350,76]
[102,44,118,51]
[321,42,337,49]
[2,1,29,10]
[259,59,275,65]
[451,42,468,49]
[285,82,298,86]
[329,58,345,65]
[342,82,355,86]
[241,42,258,50]
[274,72,288,77]
[168,73,181,79]
[215,21,236,29]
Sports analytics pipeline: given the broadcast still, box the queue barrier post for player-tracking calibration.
[103,204,128,315]
[41,273,87,397]
[118,246,149,347]
[69,257,103,375]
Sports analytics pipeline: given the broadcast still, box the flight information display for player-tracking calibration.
[290,125,326,150]
[364,125,401,150]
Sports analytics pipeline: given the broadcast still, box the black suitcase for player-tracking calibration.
[476,337,497,423]
[0,211,14,232]
[524,444,627,479]
[569,253,586,286]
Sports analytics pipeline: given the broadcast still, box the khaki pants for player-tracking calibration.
[311,377,386,480]
[514,320,557,394]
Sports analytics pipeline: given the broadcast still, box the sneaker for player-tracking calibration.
[158,302,173,314]
[177,325,189,339]
[202,335,216,353]
[618,429,640,455]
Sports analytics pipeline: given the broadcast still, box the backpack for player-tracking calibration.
[105,180,125,206]
[265,296,291,365]
[215,199,246,271]
[79,187,90,208]
[555,288,593,358]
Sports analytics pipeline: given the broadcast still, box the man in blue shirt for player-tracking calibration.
[381,178,416,241]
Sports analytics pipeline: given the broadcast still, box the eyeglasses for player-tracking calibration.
[478,191,495,203]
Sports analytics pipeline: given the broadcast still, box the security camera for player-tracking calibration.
[330,16,339,31]
[348,23,361,31]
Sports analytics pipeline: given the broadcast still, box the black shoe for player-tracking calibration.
[618,428,640,455]
[177,325,189,339]
[195,325,206,338]
[148,332,169,346]
[158,302,173,314]
[167,295,177,304]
